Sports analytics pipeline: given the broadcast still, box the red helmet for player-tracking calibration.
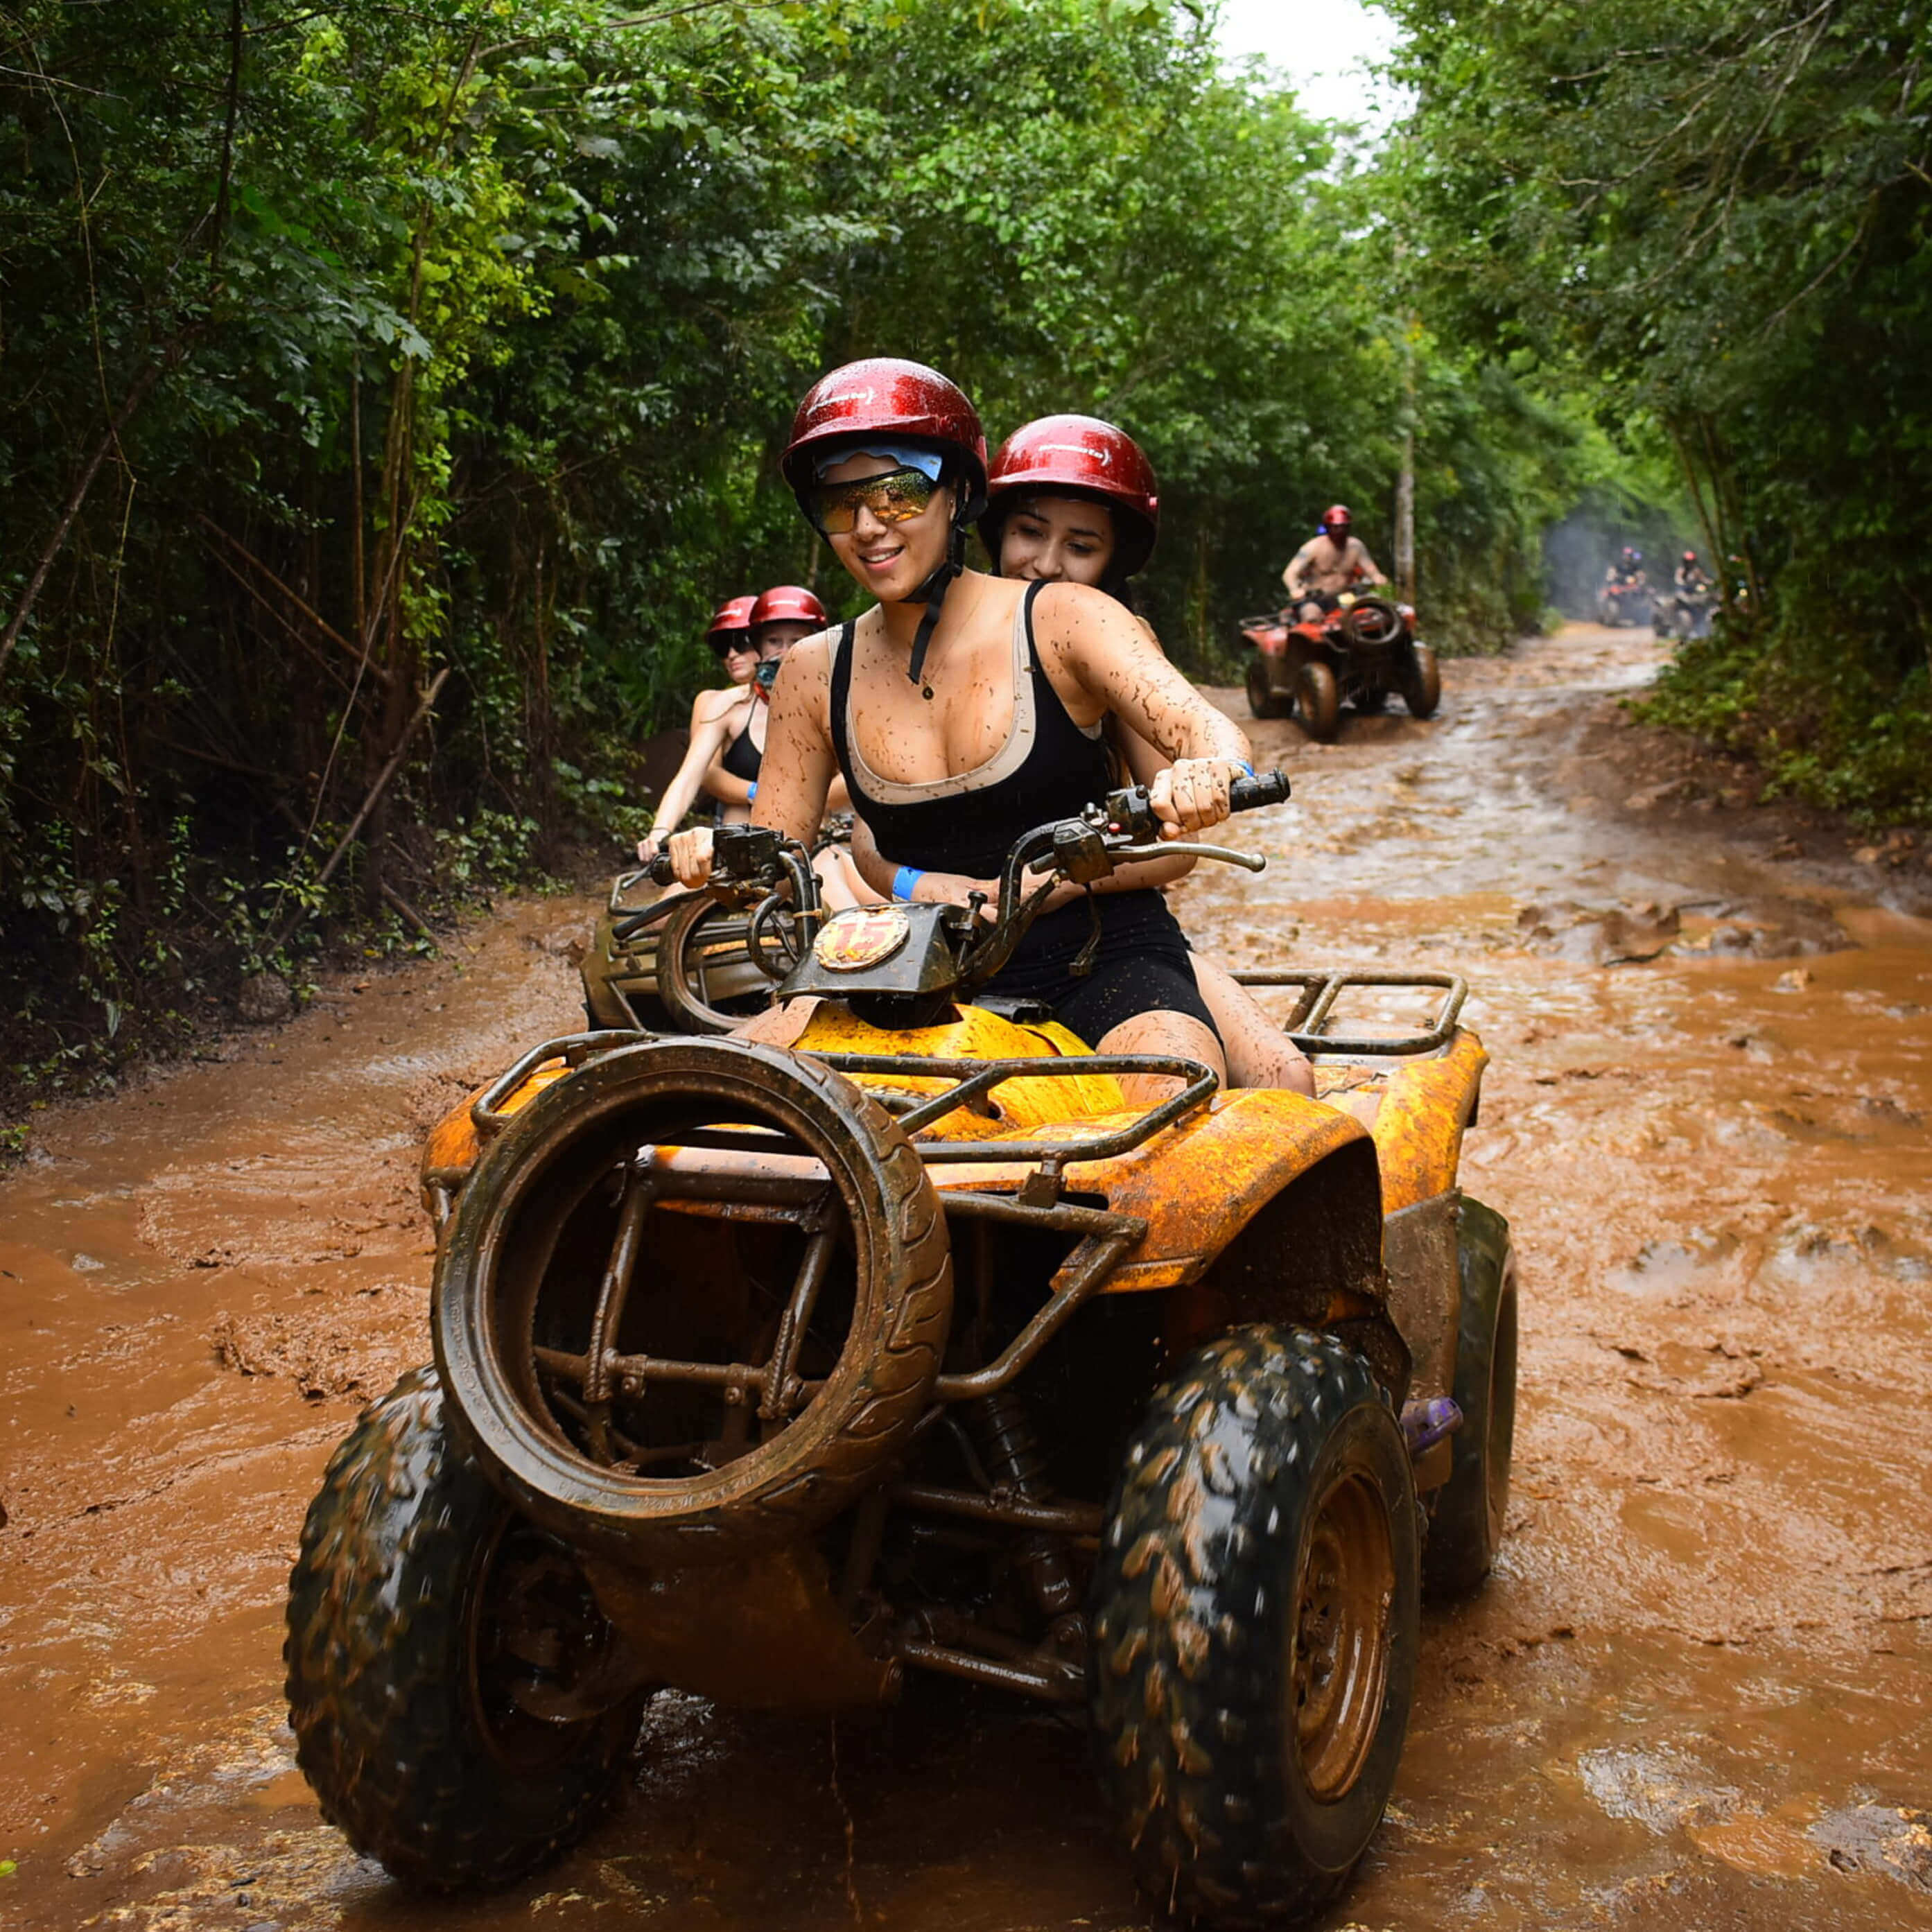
[1682,550,1698,564]
[750,584,827,633]
[704,593,757,652]
[982,415,1160,574]
[781,357,988,513]
[1321,504,1352,533]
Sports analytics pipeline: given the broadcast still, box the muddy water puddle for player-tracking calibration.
[5,627,1932,1929]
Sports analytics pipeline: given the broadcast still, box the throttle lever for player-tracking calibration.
[1110,842,1267,873]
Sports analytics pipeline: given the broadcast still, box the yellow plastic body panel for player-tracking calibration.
[1364,1029,1488,1213]
[421,1061,571,1183]
[793,1002,1127,1136]
[925,1088,1373,1292]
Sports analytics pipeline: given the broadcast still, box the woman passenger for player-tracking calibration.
[971,415,1312,1095]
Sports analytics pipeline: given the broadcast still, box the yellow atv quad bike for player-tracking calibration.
[284,774,1517,1928]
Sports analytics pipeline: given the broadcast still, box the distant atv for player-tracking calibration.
[581,867,769,1034]
[1655,582,1714,642]
[1596,577,1653,629]
[285,774,1517,1929]
[1241,593,1441,741]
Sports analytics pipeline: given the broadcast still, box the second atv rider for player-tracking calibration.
[668,358,1253,1094]
[1282,503,1385,621]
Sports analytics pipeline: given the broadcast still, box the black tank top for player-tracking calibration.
[828,582,1113,878]
[719,706,762,783]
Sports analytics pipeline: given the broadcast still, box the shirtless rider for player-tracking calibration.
[666,358,1255,1097]
[1282,504,1384,623]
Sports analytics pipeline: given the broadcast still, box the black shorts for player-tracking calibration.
[984,890,1219,1047]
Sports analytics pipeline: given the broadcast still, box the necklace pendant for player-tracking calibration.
[921,684,934,700]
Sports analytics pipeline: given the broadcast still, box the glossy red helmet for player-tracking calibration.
[781,357,989,514]
[750,584,828,633]
[1321,504,1353,533]
[982,415,1160,574]
[704,594,758,653]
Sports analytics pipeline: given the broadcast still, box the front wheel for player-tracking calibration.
[285,1368,646,1890]
[1296,661,1340,741]
[1091,1327,1420,1927]
[1401,643,1441,719]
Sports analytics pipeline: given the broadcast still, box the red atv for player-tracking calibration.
[1240,594,1441,742]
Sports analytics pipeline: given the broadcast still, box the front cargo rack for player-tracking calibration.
[1230,969,1466,1056]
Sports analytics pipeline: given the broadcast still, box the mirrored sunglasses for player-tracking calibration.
[806,465,939,535]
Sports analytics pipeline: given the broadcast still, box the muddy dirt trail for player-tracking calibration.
[3,624,1930,1931]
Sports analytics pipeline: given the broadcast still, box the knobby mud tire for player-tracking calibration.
[285,1368,644,1890]
[435,1039,953,1561]
[653,894,772,1036]
[1296,662,1340,742]
[1423,1197,1519,1598]
[1246,657,1291,720]
[1401,643,1441,720]
[1090,1326,1420,1929]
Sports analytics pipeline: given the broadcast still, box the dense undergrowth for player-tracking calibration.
[1,0,1608,1108]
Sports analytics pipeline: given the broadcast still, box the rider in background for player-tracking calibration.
[959,412,1312,1095]
[1605,545,1646,591]
[701,584,831,818]
[637,595,758,862]
[1282,505,1384,623]
[668,358,1255,1096]
[1674,550,1709,598]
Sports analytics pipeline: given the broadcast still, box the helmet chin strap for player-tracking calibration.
[903,521,967,698]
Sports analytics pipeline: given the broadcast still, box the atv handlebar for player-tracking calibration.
[627,768,1291,989]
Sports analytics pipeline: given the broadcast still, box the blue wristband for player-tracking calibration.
[892,865,925,903]
[1233,759,1256,779]
[745,781,757,801]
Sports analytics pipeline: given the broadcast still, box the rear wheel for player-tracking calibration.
[1400,644,1441,720]
[1091,1327,1420,1926]
[286,1368,645,1890]
[1423,1198,1518,1598]
[1296,662,1340,742]
[1247,657,1291,720]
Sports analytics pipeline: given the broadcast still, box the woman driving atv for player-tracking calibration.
[665,358,1254,1088]
[636,595,759,861]
[966,413,1312,1095]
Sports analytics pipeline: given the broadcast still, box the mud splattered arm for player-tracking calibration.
[1042,583,1252,839]
[639,697,745,858]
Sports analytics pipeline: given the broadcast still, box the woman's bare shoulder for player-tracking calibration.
[692,685,748,726]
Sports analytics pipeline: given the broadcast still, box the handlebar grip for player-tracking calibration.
[644,853,677,887]
[1230,769,1291,812]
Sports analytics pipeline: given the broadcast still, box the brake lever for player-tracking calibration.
[1108,841,1267,873]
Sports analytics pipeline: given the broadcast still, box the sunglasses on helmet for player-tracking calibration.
[805,465,941,535]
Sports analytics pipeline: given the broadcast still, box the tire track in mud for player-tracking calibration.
[3,627,1931,1931]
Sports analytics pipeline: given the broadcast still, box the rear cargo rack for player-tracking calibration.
[1230,969,1466,1056]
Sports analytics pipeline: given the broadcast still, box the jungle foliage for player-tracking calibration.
[0,0,1590,1094]
[1385,0,1932,819]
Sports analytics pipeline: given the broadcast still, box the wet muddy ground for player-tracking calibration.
[3,624,1930,1930]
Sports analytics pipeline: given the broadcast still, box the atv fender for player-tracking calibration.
[930,1090,1404,1393]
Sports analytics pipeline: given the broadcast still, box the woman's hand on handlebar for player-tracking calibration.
[636,824,666,863]
[1147,757,1239,840]
[667,825,715,890]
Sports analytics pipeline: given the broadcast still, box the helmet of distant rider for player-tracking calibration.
[781,357,989,519]
[980,414,1160,577]
[749,584,828,634]
[704,593,758,655]
[1321,503,1353,538]
[1682,550,1698,565]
